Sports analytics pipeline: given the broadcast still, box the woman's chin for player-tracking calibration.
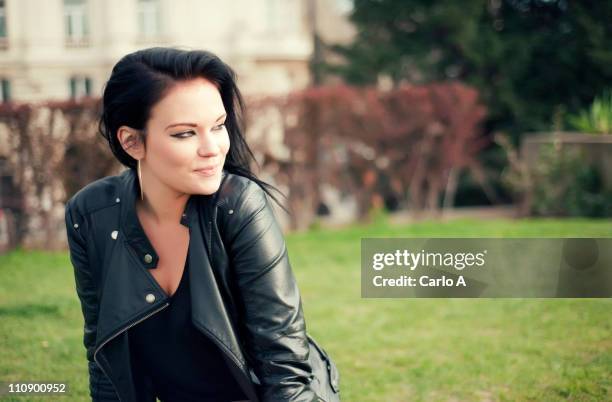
[191,176,222,195]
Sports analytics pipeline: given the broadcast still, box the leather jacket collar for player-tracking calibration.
[119,166,198,270]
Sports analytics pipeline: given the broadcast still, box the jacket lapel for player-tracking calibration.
[94,168,175,348]
[188,205,261,401]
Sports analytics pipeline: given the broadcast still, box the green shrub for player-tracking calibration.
[530,144,612,217]
[568,90,612,134]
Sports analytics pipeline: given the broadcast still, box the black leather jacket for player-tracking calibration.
[65,167,322,402]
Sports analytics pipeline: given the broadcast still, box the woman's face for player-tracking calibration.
[140,77,230,196]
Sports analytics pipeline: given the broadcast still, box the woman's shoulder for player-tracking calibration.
[66,169,267,217]
[214,170,268,212]
[65,170,128,216]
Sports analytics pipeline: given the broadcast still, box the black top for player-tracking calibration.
[128,256,249,402]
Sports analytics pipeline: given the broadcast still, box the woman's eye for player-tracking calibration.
[172,124,225,138]
[172,130,196,138]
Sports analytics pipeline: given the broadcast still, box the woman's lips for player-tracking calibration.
[194,164,218,177]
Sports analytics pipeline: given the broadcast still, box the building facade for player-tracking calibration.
[0,0,354,101]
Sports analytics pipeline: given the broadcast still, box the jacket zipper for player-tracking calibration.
[92,303,255,402]
[92,302,170,402]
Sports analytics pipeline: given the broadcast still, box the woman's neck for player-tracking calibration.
[137,181,189,225]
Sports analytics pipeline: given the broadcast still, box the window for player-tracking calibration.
[266,0,293,33]
[137,0,160,38]
[69,76,92,99]
[1,79,10,102]
[64,0,89,46]
[0,0,7,49]
[266,0,281,32]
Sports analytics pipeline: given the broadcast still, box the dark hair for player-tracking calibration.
[98,46,288,213]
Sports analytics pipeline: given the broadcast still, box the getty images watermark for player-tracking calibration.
[361,238,612,298]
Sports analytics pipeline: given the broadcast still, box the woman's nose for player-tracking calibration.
[197,131,221,156]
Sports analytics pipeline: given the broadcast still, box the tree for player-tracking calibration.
[325,0,612,140]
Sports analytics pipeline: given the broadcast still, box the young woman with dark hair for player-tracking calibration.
[65,47,338,402]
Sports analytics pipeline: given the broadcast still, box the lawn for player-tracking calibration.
[0,217,610,401]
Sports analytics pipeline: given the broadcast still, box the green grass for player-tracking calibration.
[1,218,611,401]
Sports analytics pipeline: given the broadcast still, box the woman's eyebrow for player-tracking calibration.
[166,122,198,129]
[165,113,227,130]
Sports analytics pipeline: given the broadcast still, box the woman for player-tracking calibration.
[65,47,328,402]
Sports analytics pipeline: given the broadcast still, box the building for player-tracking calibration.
[0,0,353,102]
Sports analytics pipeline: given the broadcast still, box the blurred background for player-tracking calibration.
[0,0,611,249]
[0,1,610,401]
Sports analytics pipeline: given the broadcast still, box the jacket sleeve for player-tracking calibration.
[65,199,120,402]
[225,181,322,402]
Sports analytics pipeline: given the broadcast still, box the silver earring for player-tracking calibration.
[137,159,144,201]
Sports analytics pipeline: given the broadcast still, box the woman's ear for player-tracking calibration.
[117,126,145,160]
